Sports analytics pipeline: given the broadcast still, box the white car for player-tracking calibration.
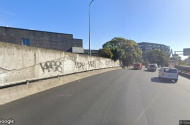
[147,63,158,72]
[158,67,178,82]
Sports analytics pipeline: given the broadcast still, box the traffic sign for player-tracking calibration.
[183,48,190,56]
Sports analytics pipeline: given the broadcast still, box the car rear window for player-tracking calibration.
[164,68,177,73]
[134,64,140,66]
[150,65,156,68]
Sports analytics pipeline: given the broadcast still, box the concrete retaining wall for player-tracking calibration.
[175,65,190,73]
[0,42,120,87]
[175,65,190,79]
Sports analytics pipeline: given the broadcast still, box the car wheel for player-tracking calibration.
[174,79,178,83]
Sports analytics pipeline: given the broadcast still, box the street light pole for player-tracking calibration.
[89,0,94,56]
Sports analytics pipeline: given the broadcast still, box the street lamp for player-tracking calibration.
[89,0,94,56]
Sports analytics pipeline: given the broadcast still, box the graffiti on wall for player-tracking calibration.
[40,60,63,73]
[88,61,96,68]
[39,54,116,74]
[96,59,104,68]
[105,60,115,67]
[65,54,86,69]
[105,60,111,66]
[65,54,77,62]
[75,61,85,69]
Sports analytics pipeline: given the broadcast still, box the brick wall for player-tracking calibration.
[0,26,83,52]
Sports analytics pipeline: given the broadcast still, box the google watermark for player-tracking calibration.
[0,118,15,125]
[180,120,190,125]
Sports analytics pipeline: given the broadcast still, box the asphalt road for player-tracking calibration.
[0,68,190,125]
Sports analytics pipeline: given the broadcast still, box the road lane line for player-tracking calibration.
[133,88,164,125]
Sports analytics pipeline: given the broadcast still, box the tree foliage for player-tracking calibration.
[98,47,113,58]
[144,49,169,66]
[99,37,142,66]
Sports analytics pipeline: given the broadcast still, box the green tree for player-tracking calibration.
[144,49,169,66]
[102,37,142,66]
[98,47,113,58]
[120,39,142,65]
[102,37,124,60]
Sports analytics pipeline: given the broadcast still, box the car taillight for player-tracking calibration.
[162,72,164,76]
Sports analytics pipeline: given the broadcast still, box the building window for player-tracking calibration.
[22,38,30,46]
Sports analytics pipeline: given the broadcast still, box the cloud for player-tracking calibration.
[0,10,15,16]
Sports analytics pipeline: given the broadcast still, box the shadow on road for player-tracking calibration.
[144,70,149,72]
[128,68,144,70]
[128,68,135,70]
[151,77,175,84]
[144,70,157,72]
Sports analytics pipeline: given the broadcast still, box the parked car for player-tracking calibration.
[147,63,158,72]
[133,63,142,70]
[158,67,178,82]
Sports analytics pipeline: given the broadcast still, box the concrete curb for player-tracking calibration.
[0,67,122,105]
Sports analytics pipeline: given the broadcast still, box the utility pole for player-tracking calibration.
[89,0,94,56]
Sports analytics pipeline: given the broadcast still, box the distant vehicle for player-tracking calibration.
[133,63,142,70]
[158,67,178,82]
[147,63,158,72]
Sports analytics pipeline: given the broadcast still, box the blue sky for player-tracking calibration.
[0,0,190,59]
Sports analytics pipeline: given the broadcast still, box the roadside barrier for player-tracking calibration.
[0,42,121,87]
[175,65,190,79]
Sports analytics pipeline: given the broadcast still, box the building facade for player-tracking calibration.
[138,42,171,56]
[0,26,83,52]
[169,60,179,67]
